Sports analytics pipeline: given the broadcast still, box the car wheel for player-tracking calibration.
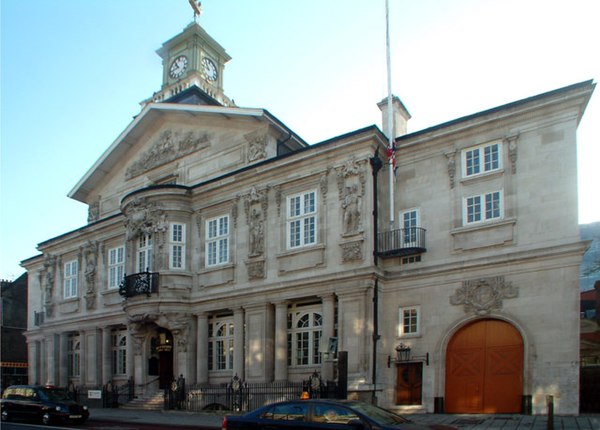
[41,412,52,425]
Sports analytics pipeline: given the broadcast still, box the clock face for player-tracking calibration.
[202,57,218,81]
[169,55,188,79]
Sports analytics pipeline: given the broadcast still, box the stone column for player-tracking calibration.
[196,313,209,384]
[28,341,40,385]
[79,330,87,385]
[45,335,57,385]
[102,327,112,384]
[321,294,336,381]
[59,333,69,387]
[233,308,245,380]
[274,301,288,381]
[126,330,135,383]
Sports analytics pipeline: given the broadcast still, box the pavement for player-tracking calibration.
[88,407,600,429]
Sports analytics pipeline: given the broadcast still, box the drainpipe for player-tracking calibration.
[370,151,383,404]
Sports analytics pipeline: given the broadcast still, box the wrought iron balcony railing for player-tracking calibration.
[377,227,427,258]
[119,271,159,298]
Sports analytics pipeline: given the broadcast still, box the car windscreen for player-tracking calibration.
[39,388,72,402]
[348,402,410,425]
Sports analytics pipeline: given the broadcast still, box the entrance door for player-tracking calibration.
[396,363,423,405]
[445,319,523,413]
[159,350,173,389]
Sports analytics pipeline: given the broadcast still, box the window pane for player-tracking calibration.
[484,144,499,171]
[466,149,480,176]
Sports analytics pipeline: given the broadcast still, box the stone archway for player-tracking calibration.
[445,319,523,413]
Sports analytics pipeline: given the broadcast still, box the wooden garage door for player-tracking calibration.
[445,319,523,413]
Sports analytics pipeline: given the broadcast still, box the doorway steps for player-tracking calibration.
[121,390,165,411]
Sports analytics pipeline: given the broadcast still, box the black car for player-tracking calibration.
[222,399,455,429]
[1,385,89,425]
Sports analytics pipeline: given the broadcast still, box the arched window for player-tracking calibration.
[287,307,322,366]
[112,329,127,375]
[67,334,80,377]
[208,318,234,371]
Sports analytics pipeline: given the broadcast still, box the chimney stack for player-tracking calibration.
[377,95,411,139]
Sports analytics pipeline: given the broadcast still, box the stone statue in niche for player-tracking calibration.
[43,254,56,302]
[342,184,362,235]
[249,208,264,257]
[82,241,98,294]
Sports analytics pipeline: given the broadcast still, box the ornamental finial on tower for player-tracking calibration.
[188,0,202,21]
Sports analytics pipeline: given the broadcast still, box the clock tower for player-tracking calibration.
[143,21,234,107]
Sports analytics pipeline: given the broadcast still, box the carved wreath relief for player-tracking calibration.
[450,276,519,315]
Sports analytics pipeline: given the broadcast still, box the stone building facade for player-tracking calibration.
[22,21,594,415]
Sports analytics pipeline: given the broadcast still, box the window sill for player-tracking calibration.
[460,168,504,185]
[451,218,516,251]
[277,244,326,275]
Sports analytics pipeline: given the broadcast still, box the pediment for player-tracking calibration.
[69,104,307,213]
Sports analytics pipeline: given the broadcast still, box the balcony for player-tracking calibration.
[119,271,159,298]
[377,227,427,258]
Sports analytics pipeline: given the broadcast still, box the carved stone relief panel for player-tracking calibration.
[246,259,265,280]
[125,129,211,180]
[340,240,364,262]
[504,133,520,174]
[450,276,519,315]
[88,197,100,223]
[245,129,268,163]
[123,197,169,241]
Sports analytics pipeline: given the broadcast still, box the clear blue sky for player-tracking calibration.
[1,0,599,280]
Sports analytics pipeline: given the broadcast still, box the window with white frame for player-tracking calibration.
[63,260,78,299]
[108,246,125,289]
[112,329,127,375]
[463,141,501,177]
[208,318,234,371]
[399,306,420,336]
[464,191,503,225]
[399,208,420,245]
[68,334,81,377]
[169,223,186,270]
[287,190,317,249]
[205,215,229,267]
[137,234,153,272]
[287,306,322,366]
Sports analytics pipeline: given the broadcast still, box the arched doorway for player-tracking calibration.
[149,328,174,389]
[445,319,523,413]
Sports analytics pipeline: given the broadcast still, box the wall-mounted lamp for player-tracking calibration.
[387,343,429,367]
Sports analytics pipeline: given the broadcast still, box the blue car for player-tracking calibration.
[222,399,456,430]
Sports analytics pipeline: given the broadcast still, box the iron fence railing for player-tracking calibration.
[119,272,159,298]
[165,374,340,412]
[377,227,426,257]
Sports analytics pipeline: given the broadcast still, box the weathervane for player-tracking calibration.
[188,0,202,21]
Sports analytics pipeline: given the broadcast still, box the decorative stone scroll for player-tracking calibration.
[504,133,520,174]
[450,276,519,315]
[445,151,456,189]
[125,129,211,179]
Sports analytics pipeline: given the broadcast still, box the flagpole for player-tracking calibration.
[385,0,395,230]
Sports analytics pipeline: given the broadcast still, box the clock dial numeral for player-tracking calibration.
[169,55,188,79]
[202,57,218,81]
